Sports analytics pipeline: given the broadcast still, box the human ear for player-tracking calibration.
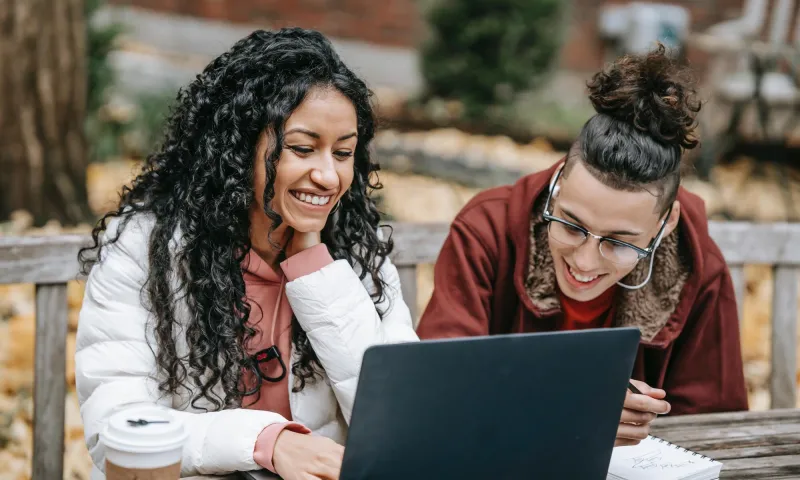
[663,200,681,237]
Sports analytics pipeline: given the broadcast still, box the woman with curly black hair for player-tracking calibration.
[76,28,418,479]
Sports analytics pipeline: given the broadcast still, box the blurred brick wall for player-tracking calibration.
[111,0,747,72]
[109,0,422,48]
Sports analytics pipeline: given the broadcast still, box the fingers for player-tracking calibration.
[620,407,657,425]
[624,389,671,414]
[308,462,339,479]
[314,467,339,480]
[629,379,666,399]
[312,444,344,480]
[617,422,650,442]
[314,462,341,480]
[615,437,643,447]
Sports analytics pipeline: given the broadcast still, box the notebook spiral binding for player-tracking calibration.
[649,435,714,461]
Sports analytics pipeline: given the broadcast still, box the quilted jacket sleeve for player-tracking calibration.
[284,252,419,423]
[75,215,288,477]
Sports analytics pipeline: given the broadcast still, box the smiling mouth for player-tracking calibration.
[568,265,599,283]
[563,260,606,287]
[291,191,332,206]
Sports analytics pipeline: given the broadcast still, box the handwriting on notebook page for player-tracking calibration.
[607,436,722,480]
[630,450,698,470]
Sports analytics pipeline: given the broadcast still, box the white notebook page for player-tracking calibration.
[607,436,722,480]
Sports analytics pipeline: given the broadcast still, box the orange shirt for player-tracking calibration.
[556,285,617,331]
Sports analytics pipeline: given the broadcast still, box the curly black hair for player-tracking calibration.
[78,28,392,411]
[567,43,702,213]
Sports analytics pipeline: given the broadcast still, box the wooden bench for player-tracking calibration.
[1,221,800,479]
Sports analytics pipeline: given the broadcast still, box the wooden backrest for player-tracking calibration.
[730,0,770,38]
[732,0,796,44]
[765,0,793,44]
[705,0,800,48]
[1,221,799,479]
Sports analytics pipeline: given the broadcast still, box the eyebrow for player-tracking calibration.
[560,207,644,237]
[284,127,357,141]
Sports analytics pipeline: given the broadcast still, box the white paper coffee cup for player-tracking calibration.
[101,405,188,479]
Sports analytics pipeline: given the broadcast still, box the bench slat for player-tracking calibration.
[397,265,419,325]
[767,0,795,45]
[32,283,68,480]
[730,264,746,326]
[4,222,800,283]
[708,222,800,265]
[386,223,449,267]
[771,266,798,409]
[0,235,88,284]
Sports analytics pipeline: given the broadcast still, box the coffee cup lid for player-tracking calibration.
[102,405,188,454]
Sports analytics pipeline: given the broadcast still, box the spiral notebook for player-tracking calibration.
[607,435,722,480]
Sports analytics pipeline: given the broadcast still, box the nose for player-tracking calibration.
[572,236,604,272]
[309,154,339,190]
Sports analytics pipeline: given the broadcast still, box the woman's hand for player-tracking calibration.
[272,430,345,480]
[285,229,322,258]
[615,379,671,447]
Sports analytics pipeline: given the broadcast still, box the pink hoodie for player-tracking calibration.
[242,244,334,472]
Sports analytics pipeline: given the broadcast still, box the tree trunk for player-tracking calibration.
[0,0,93,227]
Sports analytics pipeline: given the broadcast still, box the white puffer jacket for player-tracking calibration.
[75,214,419,478]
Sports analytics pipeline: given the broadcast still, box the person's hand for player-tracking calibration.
[272,430,344,480]
[285,229,322,258]
[615,379,671,447]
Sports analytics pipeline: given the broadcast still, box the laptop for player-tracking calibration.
[241,327,641,480]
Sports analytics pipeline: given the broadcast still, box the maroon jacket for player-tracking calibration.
[417,161,748,415]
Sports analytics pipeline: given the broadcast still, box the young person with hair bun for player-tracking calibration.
[417,44,748,446]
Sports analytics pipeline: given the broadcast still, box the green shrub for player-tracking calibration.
[86,0,124,117]
[85,0,125,162]
[420,0,566,119]
[84,2,175,161]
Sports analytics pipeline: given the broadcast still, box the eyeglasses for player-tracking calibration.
[241,345,287,397]
[542,165,670,267]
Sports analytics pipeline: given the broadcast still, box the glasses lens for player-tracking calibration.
[599,241,641,266]
[548,221,586,246]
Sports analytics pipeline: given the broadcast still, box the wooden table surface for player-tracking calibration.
[651,408,800,479]
[184,409,800,479]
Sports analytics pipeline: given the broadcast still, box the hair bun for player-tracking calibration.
[586,43,701,150]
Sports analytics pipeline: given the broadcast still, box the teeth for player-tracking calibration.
[292,192,331,206]
[569,266,598,283]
